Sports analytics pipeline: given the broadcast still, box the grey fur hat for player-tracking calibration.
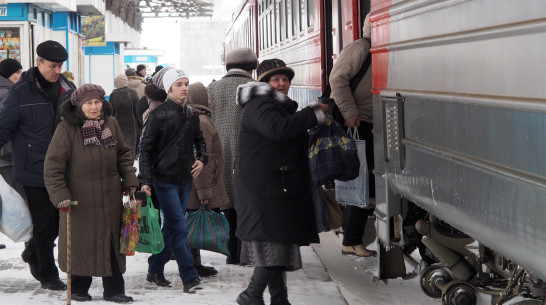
[225,48,258,71]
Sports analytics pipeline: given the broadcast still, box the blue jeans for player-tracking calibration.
[148,180,199,284]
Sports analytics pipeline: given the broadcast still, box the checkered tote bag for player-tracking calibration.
[308,114,360,185]
[186,205,230,256]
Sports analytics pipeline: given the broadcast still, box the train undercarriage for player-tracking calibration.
[391,201,546,305]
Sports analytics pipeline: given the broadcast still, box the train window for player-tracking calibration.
[279,0,286,42]
[300,0,305,32]
[265,9,271,48]
[292,0,300,36]
[306,0,314,28]
[269,1,277,46]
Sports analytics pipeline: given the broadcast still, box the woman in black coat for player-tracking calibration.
[234,59,328,305]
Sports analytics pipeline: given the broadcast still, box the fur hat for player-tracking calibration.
[71,84,106,107]
[0,59,22,79]
[145,83,167,102]
[162,68,189,93]
[36,40,68,62]
[125,68,137,77]
[186,82,209,107]
[257,59,294,83]
[152,66,174,89]
[114,74,128,89]
[225,48,258,71]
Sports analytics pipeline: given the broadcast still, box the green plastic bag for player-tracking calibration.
[136,195,164,254]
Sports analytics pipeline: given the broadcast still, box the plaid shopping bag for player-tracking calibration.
[308,114,360,185]
[186,205,230,256]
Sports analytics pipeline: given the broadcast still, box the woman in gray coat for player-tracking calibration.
[44,84,138,303]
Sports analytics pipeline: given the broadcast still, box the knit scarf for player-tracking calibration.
[82,119,117,148]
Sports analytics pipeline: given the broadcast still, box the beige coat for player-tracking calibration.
[187,105,229,210]
[127,75,146,99]
[44,100,138,277]
[329,38,373,123]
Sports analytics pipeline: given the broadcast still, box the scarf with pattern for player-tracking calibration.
[82,119,118,148]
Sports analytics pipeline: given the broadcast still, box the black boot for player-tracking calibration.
[236,267,275,305]
[268,270,291,305]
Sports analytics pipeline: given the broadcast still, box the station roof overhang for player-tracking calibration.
[129,0,213,18]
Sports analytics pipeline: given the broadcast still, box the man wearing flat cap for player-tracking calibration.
[207,47,258,265]
[0,40,76,291]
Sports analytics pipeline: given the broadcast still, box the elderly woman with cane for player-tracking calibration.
[44,84,138,303]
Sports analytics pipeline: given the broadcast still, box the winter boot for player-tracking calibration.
[268,270,291,305]
[236,267,275,305]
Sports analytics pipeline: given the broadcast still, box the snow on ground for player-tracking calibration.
[0,233,345,305]
[2,230,477,305]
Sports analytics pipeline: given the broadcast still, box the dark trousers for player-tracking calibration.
[342,121,375,246]
[223,207,241,260]
[72,243,125,297]
[23,186,60,283]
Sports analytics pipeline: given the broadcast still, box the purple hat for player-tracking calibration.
[71,84,106,107]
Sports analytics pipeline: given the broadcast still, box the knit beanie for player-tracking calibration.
[225,48,258,71]
[186,82,209,107]
[71,84,106,107]
[114,74,128,89]
[136,64,146,76]
[0,59,22,79]
[162,68,189,94]
[152,66,174,89]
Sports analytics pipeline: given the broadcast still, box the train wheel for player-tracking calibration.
[420,265,452,298]
[441,281,477,305]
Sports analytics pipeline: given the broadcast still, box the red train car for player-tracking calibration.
[225,0,370,107]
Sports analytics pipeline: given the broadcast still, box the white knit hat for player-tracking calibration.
[162,68,189,93]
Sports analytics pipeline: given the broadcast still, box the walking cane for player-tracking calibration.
[67,200,79,305]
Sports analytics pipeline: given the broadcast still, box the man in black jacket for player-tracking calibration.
[0,40,76,290]
[139,68,208,293]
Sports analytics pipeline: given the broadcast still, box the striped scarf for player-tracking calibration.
[82,119,118,148]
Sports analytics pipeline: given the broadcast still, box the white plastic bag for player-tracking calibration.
[335,128,370,208]
[0,174,33,242]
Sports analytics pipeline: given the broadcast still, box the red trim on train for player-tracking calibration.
[370,1,391,95]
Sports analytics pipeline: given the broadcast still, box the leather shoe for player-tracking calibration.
[146,273,171,287]
[72,293,92,302]
[183,277,203,293]
[41,278,67,291]
[196,265,218,277]
[104,294,133,303]
[341,244,377,257]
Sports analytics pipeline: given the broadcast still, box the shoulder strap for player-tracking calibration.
[349,37,372,93]
[322,37,372,98]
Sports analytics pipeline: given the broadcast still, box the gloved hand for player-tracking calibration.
[57,199,71,213]
[123,186,137,196]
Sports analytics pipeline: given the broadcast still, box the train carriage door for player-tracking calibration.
[324,0,370,84]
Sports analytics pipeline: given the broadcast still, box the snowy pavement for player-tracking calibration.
[1,231,442,305]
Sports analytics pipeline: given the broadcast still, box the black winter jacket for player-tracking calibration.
[139,98,208,187]
[234,82,325,245]
[0,68,75,187]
